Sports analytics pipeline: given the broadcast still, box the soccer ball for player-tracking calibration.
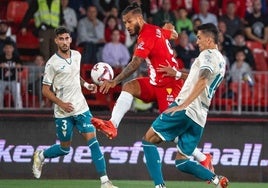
[91,62,114,85]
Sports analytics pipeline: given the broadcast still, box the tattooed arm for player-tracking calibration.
[114,56,144,85]
[99,56,144,93]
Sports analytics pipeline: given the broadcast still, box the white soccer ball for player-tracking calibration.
[91,62,114,85]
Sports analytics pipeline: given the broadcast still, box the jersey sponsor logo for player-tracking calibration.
[166,88,172,95]
[0,139,267,167]
[166,88,174,103]
[137,41,145,50]
[156,28,161,38]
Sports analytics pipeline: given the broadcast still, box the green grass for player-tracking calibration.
[0,180,267,188]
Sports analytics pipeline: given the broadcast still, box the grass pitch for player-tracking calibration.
[0,180,267,188]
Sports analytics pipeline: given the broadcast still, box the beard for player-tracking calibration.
[59,45,69,54]
[129,24,140,37]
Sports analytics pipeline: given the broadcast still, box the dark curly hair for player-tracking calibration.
[121,2,142,16]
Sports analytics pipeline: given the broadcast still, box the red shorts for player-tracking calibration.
[136,77,184,113]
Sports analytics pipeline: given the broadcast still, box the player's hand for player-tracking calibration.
[99,80,117,94]
[164,105,184,116]
[162,23,175,30]
[157,64,176,77]
[60,102,74,113]
[162,23,178,39]
[85,83,97,93]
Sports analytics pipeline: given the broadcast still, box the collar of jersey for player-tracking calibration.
[56,51,72,65]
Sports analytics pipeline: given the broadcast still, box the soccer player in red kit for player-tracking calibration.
[91,2,214,173]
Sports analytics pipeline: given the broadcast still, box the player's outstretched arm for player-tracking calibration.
[99,56,144,94]
[156,65,188,80]
[80,77,97,93]
[113,55,144,85]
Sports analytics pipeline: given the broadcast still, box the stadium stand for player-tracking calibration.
[6,0,39,62]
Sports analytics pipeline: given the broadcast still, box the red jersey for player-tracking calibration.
[134,23,179,87]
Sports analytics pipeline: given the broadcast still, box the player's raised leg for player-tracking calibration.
[91,89,134,139]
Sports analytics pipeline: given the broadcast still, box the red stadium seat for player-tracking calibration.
[252,49,268,71]
[246,41,264,52]
[6,1,29,24]
[6,1,39,61]
[230,82,258,108]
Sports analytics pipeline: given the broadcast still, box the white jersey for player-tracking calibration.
[175,49,226,127]
[43,50,89,118]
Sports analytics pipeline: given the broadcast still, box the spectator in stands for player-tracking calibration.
[108,6,124,30]
[175,7,193,36]
[221,0,246,19]
[244,0,268,45]
[92,0,119,21]
[192,0,220,17]
[169,0,194,17]
[76,5,105,64]
[217,31,231,82]
[230,49,254,86]
[0,20,19,57]
[217,20,234,60]
[61,0,77,41]
[230,30,256,69]
[0,40,22,109]
[188,18,202,44]
[192,0,218,26]
[28,54,45,106]
[246,0,267,16]
[68,0,92,19]
[152,0,176,27]
[20,0,64,61]
[104,15,126,44]
[220,0,244,37]
[102,29,130,68]
[174,31,199,70]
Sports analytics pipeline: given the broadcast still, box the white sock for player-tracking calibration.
[192,148,206,162]
[110,91,133,128]
[211,175,219,185]
[100,175,109,183]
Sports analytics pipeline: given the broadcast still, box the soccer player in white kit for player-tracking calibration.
[32,26,117,188]
[142,23,229,188]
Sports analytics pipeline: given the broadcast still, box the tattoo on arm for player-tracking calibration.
[199,69,211,80]
[115,56,144,84]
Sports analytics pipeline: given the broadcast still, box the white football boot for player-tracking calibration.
[101,180,118,188]
[32,150,45,178]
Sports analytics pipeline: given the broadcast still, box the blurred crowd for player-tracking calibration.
[1,0,268,109]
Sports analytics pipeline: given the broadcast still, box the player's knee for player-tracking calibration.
[59,146,70,156]
[175,159,190,173]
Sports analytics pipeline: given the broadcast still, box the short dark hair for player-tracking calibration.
[235,48,245,56]
[54,26,71,36]
[197,23,219,44]
[4,39,15,47]
[122,2,142,16]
